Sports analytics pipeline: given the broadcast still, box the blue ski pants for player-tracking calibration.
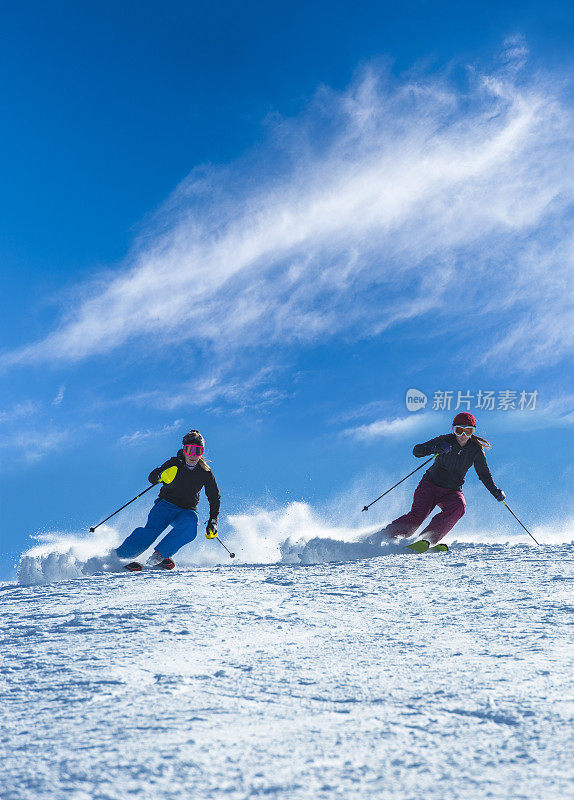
[115,498,198,559]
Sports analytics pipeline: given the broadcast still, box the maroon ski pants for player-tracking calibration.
[385,479,465,545]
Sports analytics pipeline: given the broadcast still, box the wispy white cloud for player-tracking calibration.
[1,428,81,463]
[122,366,288,413]
[346,413,434,440]
[485,392,574,432]
[0,422,101,463]
[52,384,66,407]
[331,399,393,425]
[16,430,75,462]
[118,419,184,446]
[479,231,574,370]
[499,34,530,73]
[0,401,39,425]
[2,44,572,373]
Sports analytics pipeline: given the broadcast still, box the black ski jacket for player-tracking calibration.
[149,450,221,517]
[413,434,499,496]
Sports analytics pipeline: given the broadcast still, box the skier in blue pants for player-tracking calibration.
[116,500,199,560]
[115,430,221,570]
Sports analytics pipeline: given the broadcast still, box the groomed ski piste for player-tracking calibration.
[3,502,574,800]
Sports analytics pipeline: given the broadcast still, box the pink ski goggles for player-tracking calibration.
[183,443,204,457]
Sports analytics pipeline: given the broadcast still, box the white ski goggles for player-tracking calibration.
[453,426,475,436]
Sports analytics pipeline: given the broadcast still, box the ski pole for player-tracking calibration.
[215,536,235,559]
[361,456,436,512]
[502,500,540,545]
[211,534,235,558]
[89,484,156,532]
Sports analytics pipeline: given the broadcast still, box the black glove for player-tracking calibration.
[436,441,452,454]
[494,489,506,502]
[205,518,218,539]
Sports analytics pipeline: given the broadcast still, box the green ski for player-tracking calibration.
[406,540,429,553]
[428,543,449,553]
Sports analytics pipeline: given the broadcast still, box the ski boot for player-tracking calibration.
[154,558,175,570]
[146,550,164,567]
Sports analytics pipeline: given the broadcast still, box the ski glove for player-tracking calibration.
[494,489,506,502]
[158,466,178,484]
[436,441,452,454]
[205,519,218,539]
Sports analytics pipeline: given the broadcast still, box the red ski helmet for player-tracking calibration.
[452,412,476,428]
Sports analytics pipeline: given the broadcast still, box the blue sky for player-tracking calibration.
[1,1,573,578]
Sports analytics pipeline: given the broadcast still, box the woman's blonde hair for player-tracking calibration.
[197,456,211,472]
[471,434,491,450]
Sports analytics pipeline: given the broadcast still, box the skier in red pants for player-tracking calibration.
[382,413,505,552]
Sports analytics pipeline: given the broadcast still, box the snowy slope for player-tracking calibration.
[2,541,573,800]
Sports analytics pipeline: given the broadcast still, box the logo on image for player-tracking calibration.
[406,389,428,412]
